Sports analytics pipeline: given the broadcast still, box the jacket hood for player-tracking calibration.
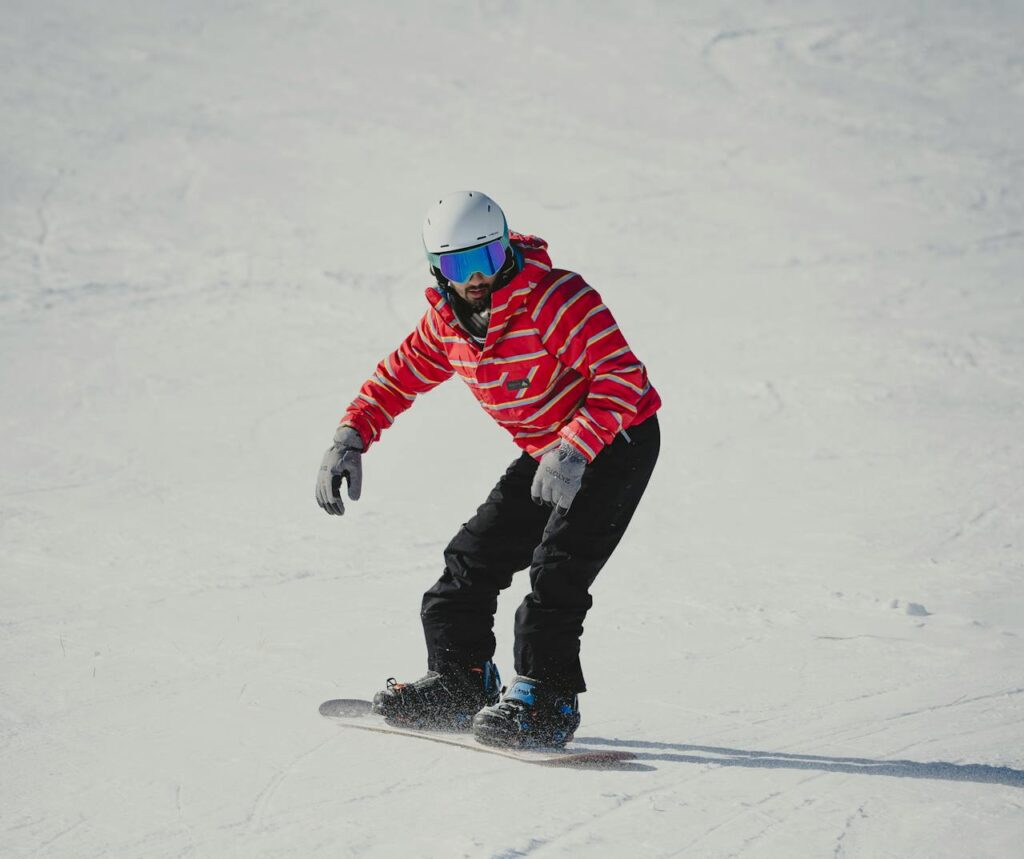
[509,232,551,267]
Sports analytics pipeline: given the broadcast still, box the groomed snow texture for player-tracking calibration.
[2,2,1023,857]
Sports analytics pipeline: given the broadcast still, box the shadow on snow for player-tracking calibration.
[575,736,1024,787]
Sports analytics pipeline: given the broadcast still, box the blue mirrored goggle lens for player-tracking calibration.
[438,240,507,282]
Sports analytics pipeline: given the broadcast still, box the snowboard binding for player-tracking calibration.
[371,660,501,732]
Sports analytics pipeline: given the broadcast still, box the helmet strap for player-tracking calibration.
[430,265,449,292]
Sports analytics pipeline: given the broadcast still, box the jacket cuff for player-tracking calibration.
[339,416,373,452]
[557,424,600,462]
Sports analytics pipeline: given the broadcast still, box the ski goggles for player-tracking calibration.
[427,238,509,283]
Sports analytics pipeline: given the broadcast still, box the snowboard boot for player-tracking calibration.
[471,675,581,749]
[371,660,501,732]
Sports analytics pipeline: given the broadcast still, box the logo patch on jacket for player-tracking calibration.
[506,378,530,391]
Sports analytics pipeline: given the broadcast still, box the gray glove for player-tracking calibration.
[316,425,364,516]
[531,441,587,514]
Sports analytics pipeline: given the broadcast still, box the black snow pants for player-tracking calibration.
[421,415,660,693]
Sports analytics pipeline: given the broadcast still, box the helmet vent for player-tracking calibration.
[422,191,506,260]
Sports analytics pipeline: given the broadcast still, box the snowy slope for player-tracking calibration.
[2,1,1023,856]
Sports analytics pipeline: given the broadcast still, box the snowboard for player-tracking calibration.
[319,698,636,769]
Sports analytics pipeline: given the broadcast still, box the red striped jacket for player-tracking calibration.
[341,234,661,462]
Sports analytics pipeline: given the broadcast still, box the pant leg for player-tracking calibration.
[514,415,660,692]
[421,451,551,672]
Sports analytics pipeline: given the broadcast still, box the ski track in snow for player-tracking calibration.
[831,802,869,859]
[885,686,1024,722]
[487,780,683,859]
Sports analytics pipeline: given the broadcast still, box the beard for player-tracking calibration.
[460,284,493,312]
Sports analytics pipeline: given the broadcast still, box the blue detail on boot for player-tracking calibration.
[471,675,581,749]
[482,660,502,701]
[504,678,537,707]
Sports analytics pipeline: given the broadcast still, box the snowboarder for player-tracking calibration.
[316,191,661,748]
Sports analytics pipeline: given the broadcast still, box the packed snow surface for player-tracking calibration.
[3,1,1023,856]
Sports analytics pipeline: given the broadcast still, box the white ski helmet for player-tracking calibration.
[422,191,511,283]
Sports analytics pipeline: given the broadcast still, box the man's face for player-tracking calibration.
[448,271,499,311]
